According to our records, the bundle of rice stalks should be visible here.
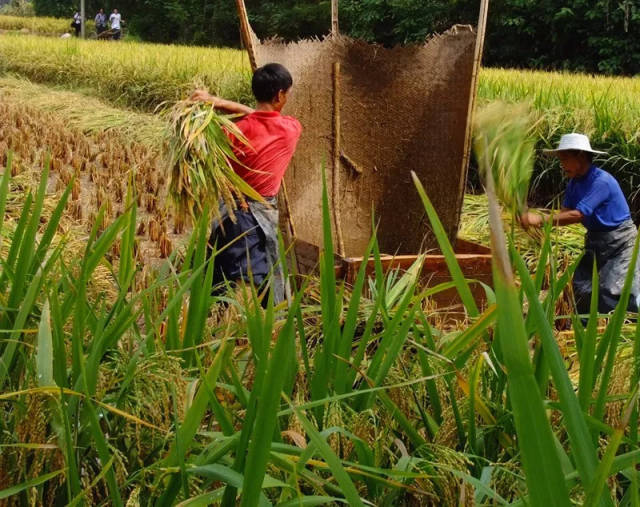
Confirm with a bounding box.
[459,194,584,269]
[158,233,172,258]
[148,217,161,242]
[167,98,263,222]
[473,102,537,216]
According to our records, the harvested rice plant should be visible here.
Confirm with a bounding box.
[1,9,639,507]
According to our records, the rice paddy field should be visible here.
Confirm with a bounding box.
[0,28,638,215]
[0,15,95,35]
[1,28,640,506]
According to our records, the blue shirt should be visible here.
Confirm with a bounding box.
[563,165,630,231]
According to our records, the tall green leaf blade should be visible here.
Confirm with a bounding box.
[36,300,54,387]
[118,179,137,292]
[411,171,479,317]
[286,395,365,507]
[335,234,376,394]
[513,246,604,502]
[485,178,570,505]
[0,468,66,500]
[579,259,600,412]
[310,164,340,420]
[240,289,305,507]
[0,151,13,247]
[30,179,71,276]
[593,229,640,422]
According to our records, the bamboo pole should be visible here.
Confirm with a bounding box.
[280,179,297,239]
[80,0,85,38]
[234,0,299,258]
[454,0,490,234]
[235,0,257,72]
[331,0,339,36]
[332,61,346,256]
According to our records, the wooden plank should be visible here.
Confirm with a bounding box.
[455,237,491,254]
[341,253,492,285]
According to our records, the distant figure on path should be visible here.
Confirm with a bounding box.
[520,133,640,315]
[95,8,107,35]
[72,11,81,37]
[109,9,122,40]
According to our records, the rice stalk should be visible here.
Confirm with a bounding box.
[473,101,537,217]
[167,98,263,222]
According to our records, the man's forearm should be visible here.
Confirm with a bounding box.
[213,98,254,116]
[549,209,584,226]
[191,90,254,115]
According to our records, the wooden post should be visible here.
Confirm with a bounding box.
[235,0,257,72]
[332,62,346,256]
[331,0,339,36]
[80,0,85,38]
[234,0,300,268]
[454,0,489,233]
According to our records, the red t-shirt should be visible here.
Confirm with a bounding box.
[230,111,302,197]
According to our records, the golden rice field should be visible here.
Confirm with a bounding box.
[0,14,94,34]
[0,30,637,213]
[1,29,640,506]
[0,14,68,33]
[0,33,252,110]
[478,68,640,212]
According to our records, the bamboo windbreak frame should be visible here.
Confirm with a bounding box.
[235,0,257,72]
[235,0,300,244]
[332,61,346,255]
[454,0,490,234]
[235,0,488,259]
[331,0,340,36]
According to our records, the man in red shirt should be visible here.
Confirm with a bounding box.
[191,63,302,303]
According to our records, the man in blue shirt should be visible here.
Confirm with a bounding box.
[521,133,639,315]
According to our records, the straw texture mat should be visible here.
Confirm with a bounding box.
[256,27,477,256]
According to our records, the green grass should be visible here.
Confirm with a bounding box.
[1,150,640,504]
[1,32,640,505]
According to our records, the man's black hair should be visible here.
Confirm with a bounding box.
[252,63,293,103]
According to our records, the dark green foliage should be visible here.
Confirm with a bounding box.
[33,0,639,74]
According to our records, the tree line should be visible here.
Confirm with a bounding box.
[33,0,639,75]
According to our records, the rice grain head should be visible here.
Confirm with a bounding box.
[473,102,537,216]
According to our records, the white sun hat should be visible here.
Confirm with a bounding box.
[543,133,606,155]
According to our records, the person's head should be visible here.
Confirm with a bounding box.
[252,63,293,111]
[544,133,603,179]
[113,8,118,13]
[99,8,104,13]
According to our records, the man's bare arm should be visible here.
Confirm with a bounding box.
[520,208,583,228]
[190,90,254,115]
[549,209,584,226]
